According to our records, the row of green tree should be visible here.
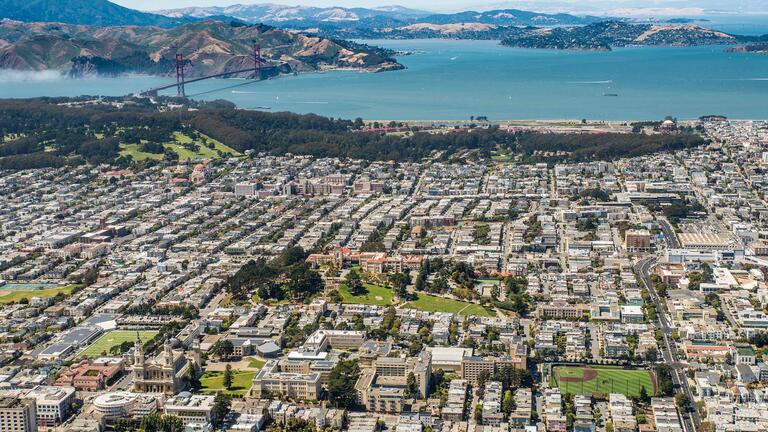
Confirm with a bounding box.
[0,98,709,170]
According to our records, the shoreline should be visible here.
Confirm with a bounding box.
[360,118,764,124]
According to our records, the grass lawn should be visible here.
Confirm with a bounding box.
[247,358,266,369]
[79,330,158,357]
[403,293,494,317]
[551,365,655,398]
[0,284,81,305]
[339,283,393,306]
[200,370,256,396]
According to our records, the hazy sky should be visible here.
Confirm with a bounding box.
[114,0,768,16]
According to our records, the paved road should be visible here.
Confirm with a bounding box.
[634,257,700,432]
[658,218,680,249]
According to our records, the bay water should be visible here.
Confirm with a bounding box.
[0,39,766,120]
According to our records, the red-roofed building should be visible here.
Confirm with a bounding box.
[306,247,422,274]
[54,359,124,391]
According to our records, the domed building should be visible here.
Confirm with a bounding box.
[93,391,139,419]
[130,334,193,395]
[93,391,159,420]
[660,118,678,132]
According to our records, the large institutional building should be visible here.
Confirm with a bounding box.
[251,359,322,400]
[354,351,432,413]
[131,335,193,395]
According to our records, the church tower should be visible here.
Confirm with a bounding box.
[164,339,175,368]
[133,332,145,366]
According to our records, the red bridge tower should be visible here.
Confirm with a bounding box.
[175,53,185,97]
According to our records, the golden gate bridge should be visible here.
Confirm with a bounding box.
[138,41,274,97]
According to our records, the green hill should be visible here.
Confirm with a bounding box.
[1,0,193,27]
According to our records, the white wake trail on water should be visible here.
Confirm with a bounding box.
[567,80,614,84]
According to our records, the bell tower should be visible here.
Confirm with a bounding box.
[164,339,175,368]
[133,332,145,366]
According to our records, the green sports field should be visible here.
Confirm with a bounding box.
[0,283,80,305]
[79,330,158,357]
[550,365,655,398]
[403,293,495,317]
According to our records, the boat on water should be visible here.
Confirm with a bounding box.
[603,93,619,97]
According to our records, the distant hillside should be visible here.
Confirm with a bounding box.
[500,21,741,51]
[0,0,195,27]
[0,20,403,77]
[318,20,748,49]
[325,23,530,41]
[727,42,768,54]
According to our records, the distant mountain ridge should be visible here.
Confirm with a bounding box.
[155,4,604,28]
[418,9,604,26]
[156,3,432,24]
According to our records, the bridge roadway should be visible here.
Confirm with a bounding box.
[138,66,262,96]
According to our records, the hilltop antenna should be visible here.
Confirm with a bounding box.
[175,53,186,97]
